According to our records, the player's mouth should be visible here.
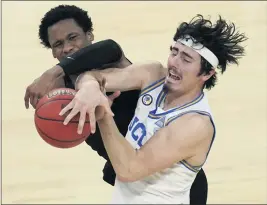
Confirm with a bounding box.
[167,70,181,81]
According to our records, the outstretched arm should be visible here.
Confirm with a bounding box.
[58,39,124,76]
[60,61,165,134]
[24,39,127,109]
[75,61,165,93]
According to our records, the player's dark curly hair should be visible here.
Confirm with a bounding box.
[39,5,93,48]
[174,14,248,90]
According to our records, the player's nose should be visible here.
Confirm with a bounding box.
[63,43,74,55]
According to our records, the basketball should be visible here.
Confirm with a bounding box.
[34,88,91,149]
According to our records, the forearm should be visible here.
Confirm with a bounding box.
[75,68,133,92]
[97,114,137,180]
[75,61,159,92]
[45,65,65,78]
[58,39,123,76]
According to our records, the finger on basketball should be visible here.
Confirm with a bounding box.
[24,89,30,109]
[32,94,40,109]
[77,108,87,135]
[30,94,38,109]
[88,109,96,134]
[59,100,74,116]
[63,108,79,125]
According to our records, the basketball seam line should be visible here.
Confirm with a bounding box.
[36,98,90,123]
[35,122,88,143]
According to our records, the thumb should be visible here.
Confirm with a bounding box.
[108,91,121,101]
[103,99,115,117]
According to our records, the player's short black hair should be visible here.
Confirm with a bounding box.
[173,14,248,90]
[39,5,93,48]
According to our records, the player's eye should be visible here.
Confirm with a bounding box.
[53,42,62,48]
[69,35,77,41]
[183,58,191,63]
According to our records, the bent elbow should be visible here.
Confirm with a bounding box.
[116,156,145,182]
[116,166,143,182]
[117,173,139,183]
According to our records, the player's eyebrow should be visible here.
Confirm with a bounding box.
[67,32,79,37]
[182,51,193,60]
[170,46,194,60]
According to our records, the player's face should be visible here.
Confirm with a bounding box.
[48,18,94,61]
[165,42,207,94]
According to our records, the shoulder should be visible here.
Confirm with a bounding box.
[167,112,214,141]
[131,60,164,70]
[134,61,166,89]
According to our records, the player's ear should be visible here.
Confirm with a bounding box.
[52,49,57,58]
[202,69,215,81]
[86,31,94,42]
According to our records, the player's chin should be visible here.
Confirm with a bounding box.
[164,79,181,92]
[163,83,178,93]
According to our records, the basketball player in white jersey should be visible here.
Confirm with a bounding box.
[60,15,247,203]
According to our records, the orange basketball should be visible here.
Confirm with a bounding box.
[34,88,91,148]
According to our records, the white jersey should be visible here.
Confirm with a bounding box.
[111,77,216,204]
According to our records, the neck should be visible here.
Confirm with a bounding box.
[163,88,203,110]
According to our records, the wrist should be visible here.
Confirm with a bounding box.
[97,116,108,128]
[75,72,106,92]
[47,65,65,78]
[97,111,112,124]
[76,79,101,93]
[75,74,99,90]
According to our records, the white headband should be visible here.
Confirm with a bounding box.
[175,35,219,69]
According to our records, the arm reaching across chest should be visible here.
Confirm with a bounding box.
[60,61,166,134]
[97,112,214,182]
[75,61,166,92]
